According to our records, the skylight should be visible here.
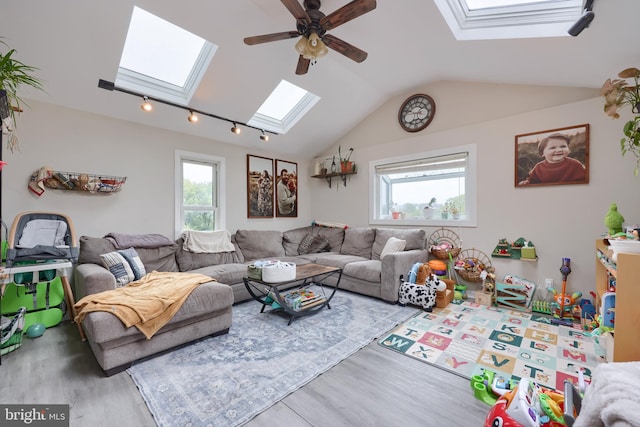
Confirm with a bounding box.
[115,6,216,105]
[247,80,320,134]
[434,0,585,40]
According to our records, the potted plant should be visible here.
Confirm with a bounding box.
[0,38,44,152]
[422,197,437,219]
[601,67,640,175]
[338,146,354,173]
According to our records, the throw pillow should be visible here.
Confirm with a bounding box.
[100,251,135,287]
[307,235,330,253]
[380,236,406,259]
[298,233,315,255]
[118,247,147,280]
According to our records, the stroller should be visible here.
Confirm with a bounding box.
[0,306,26,356]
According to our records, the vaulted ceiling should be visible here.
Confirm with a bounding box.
[2,0,637,158]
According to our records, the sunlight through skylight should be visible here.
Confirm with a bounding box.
[115,6,216,105]
[120,7,206,87]
[248,80,320,134]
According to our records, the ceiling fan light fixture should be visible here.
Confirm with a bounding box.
[140,96,152,112]
[295,32,328,61]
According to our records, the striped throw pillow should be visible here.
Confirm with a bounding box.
[100,251,135,287]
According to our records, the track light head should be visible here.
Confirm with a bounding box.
[231,123,241,134]
[188,110,199,123]
[259,130,269,142]
[568,10,595,36]
[140,96,152,112]
[568,0,595,37]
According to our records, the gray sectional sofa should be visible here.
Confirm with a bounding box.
[73,225,428,375]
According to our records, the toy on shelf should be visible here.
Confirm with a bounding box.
[548,258,582,323]
[491,237,537,260]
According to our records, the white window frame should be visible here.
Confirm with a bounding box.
[433,0,584,40]
[174,150,226,239]
[369,144,477,227]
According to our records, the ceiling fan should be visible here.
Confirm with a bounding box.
[244,0,377,75]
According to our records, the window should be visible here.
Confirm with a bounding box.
[116,6,217,105]
[434,0,584,40]
[370,145,477,227]
[175,150,225,238]
[247,80,320,134]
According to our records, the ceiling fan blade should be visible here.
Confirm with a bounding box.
[244,31,300,45]
[281,0,311,25]
[320,0,376,31]
[322,34,368,63]
[295,55,310,75]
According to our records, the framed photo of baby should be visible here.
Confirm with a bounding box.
[275,159,298,218]
[247,154,274,218]
[515,124,589,188]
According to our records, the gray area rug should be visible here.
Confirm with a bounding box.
[128,288,419,427]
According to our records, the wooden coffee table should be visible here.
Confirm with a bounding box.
[243,263,342,325]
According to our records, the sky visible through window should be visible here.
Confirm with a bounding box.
[120,7,206,87]
[257,80,308,121]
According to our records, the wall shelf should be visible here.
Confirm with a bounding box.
[311,171,357,188]
[43,171,126,194]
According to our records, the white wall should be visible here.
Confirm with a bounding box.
[311,84,640,301]
[0,100,312,238]
[3,82,638,304]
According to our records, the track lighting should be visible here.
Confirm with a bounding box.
[568,0,595,37]
[98,79,277,140]
[140,96,152,112]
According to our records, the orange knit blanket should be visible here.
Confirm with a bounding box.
[74,271,213,339]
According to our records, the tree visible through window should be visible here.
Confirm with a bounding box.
[175,151,224,236]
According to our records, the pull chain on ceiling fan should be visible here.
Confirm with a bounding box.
[244,0,377,75]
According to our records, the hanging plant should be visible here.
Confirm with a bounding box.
[0,38,45,152]
[601,67,640,175]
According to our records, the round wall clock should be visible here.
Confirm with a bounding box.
[398,94,436,132]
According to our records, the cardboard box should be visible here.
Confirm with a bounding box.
[521,247,536,259]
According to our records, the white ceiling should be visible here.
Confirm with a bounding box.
[2,0,637,159]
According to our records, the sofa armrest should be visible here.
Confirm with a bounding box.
[73,263,117,299]
[380,249,429,302]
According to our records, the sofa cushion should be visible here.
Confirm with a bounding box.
[340,227,375,259]
[235,230,285,261]
[311,253,369,269]
[343,260,382,283]
[371,228,426,260]
[175,237,243,271]
[189,263,248,285]
[79,236,179,272]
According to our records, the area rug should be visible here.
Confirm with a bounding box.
[128,288,419,427]
[378,301,602,392]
